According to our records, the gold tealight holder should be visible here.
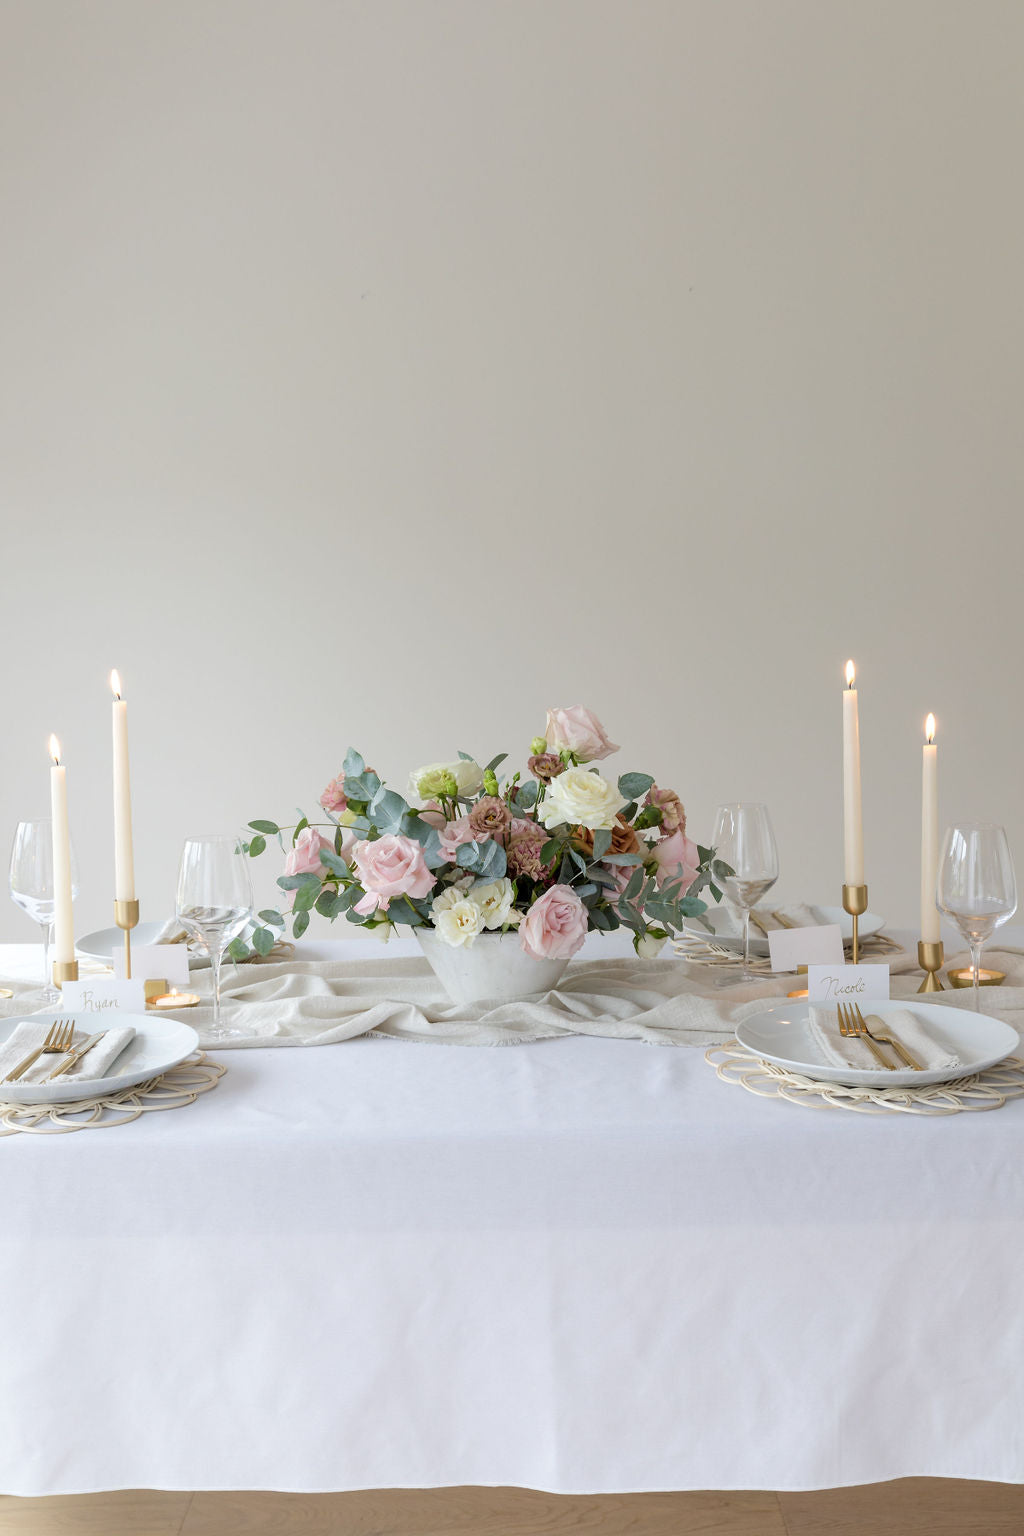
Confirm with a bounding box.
[948,966,1006,989]
[917,940,945,992]
[842,883,868,963]
[52,959,79,988]
[114,898,140,979]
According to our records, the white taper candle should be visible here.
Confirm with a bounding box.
[921,715,939,942]
[842,660,864,886]
[48,736,75,965]
[110,670,136,902]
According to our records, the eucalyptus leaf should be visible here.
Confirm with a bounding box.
[293,881,322,913]
[251,926,275,956]
[342,748,365,779]
[624,866,645,901]
[319,848,349,877]
[248,834,266,857]
[601,853,642,866]
[248,820,279,835]
[617,772,654,799]
[292,909,310,939]
[591,828,612,859]
[484,752,508,773]
[258,909,286,928]
[227,936,251,962]
[292,816,309,845]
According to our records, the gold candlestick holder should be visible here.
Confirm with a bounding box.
[917,939,945,992]
[842,883,868,963]
[114,898,141,978]
[53,959,79,988]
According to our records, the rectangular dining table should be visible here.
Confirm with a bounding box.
[1,929,1022,1498]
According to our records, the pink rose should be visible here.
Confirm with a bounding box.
[437,816,479,863]
[543,706,619,763]
[284,827,331,876]
[653,831,700,896]
[319,776,347,814]
[600,861,632,902]
[520,883,589,960]
[352,833,436,915]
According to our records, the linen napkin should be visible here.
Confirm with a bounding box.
[808,1007,961,1072]
[720,901,822,937]
[0,1021,137,1087]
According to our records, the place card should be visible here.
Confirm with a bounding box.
[113,943,190,984]
[61,978,147,1015]
[767,923,845,973]
[806,964,890,1004]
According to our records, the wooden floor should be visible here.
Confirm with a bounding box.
[1,1481,1022,1535]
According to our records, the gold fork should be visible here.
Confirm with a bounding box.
[854,1004,922,1070]
[837,1002,894,1070]
[4,1018,76,1083]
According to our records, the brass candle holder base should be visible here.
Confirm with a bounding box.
[917,939,945,992]
[842,883,868,963]
[114,898,140,979]
[52,959,79,988]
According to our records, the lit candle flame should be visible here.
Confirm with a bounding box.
[110,669,122,700]
[845,659,856,688]
[925,712,936,744]
[48,734,61,766]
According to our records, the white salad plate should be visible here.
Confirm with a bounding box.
[0,1012,199,1105]
[77,921,198,966]
[736,998,1019,1089]
[682,904,885,957]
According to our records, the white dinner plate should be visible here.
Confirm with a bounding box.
[682,904,885,956]
[736,998,1019,1088]
[77,921,199,966]
[0,1012,198,1105]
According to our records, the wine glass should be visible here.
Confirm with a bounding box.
[9,818,80,1002]
[937,822,1017,1012]
[176,836,253,1038]
[711,804,779,979]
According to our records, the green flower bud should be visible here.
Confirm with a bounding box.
[483,769,500,797]
[530,737,547,755]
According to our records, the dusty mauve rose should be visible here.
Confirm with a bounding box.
[520,884,589,960]
[573,815,640,858]
[527,753,565,782]
[653,830,700,896]
[646,786,686,837]
[468,796,511,838]
[319,776,347,814]
[544,706,619,763]
[437,816,478,862]
[284,827,331,876]
[352,834,436,915]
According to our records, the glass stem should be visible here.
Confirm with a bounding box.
[969,939,984,1013]
[743,909,751,977]
[209,944,223,1029]
[40,921,52,991]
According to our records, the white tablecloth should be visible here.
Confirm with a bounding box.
[2,932,1024,1496]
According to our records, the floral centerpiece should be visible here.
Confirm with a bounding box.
[241,706,725,1002]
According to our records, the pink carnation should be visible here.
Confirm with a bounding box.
[506,817,549,881]
[653,831,700,896]
[520,884,589,960]
[352,834,436,915]
[319,776,347,814]
[284,827,331,877]
[646,785,686,836]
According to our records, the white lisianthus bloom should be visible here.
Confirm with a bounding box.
[431,885,467,918]
[409,759,484,801]
[471,877,518,930]
[434,897,486,948]
[635,931,667,959]
[538,766,627,831]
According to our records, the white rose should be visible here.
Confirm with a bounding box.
[370,920,395,944]
[409,758,484,800]
[434,897,486,948]
[635,931,667,959]
[471,877,518,930]
[538,766,627,831]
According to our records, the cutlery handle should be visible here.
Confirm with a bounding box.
[47,1035,105,1081]
[861,1032,895,1071]
[4,1046,45,1083]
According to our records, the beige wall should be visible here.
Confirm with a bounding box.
[2,0,1022,942]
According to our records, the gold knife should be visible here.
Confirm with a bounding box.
[46,1031,108,1081]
